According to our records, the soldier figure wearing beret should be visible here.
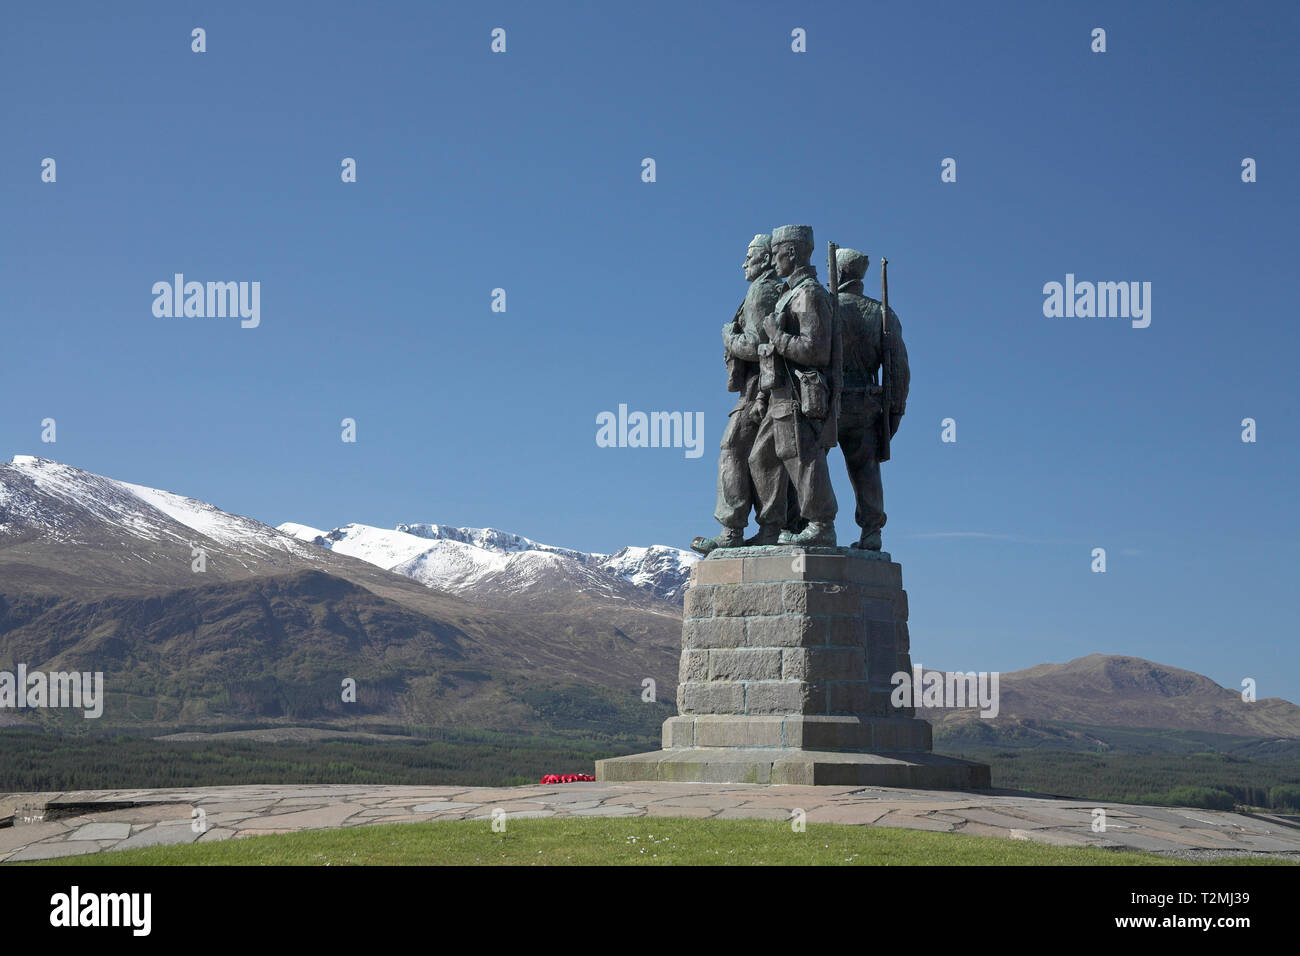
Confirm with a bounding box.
[747,224,840,547]
[834,247,910,550]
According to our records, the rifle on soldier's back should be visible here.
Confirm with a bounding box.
[878,257,893,462]
[826,241,841,442]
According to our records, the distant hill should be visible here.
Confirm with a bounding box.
[920,655,1300,742]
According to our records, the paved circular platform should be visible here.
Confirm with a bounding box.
[3,782,1298,862]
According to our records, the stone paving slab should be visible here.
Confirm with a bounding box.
[112,825,201,851]
[68,822,132,841]
[1010,828,1112,849]
[8,841,106,862]
[0,821,67,856]
[0,782,1297,862]
[806,805,892,825]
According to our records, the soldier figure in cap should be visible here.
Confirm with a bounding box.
[692,234,788,555]
[834,247,910,550]
[749,224,839,547]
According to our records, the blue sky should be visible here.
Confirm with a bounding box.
[3,2,1298,701]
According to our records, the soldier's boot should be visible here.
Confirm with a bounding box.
[852,529,883,551]
[777,522,837,548]
[743,523,781,546]
[690,527,744,556]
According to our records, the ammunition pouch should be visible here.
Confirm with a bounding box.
[795,369,829,420]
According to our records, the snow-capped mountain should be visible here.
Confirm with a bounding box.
[0,456,286,549]
[398,524,596,565]
[597,546,697,603]
[0,455,683,733]
[0,454,693,606]
[278,521,696,604]
[0,455,330,588]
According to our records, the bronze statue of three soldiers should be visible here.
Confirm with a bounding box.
[692,225,910,555]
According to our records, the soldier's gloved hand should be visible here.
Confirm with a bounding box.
[889,411,903,439]
[762,313,779,343]
[748,400,767,425]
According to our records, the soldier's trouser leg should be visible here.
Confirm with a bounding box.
[783,478,805,533]
[747,413,790,527]
[840,418,885,534]
[713,412,759,528]
[784,436,837,524]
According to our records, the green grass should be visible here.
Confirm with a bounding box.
[19,817,1285,866]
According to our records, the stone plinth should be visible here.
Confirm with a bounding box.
[596,547,991,789]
